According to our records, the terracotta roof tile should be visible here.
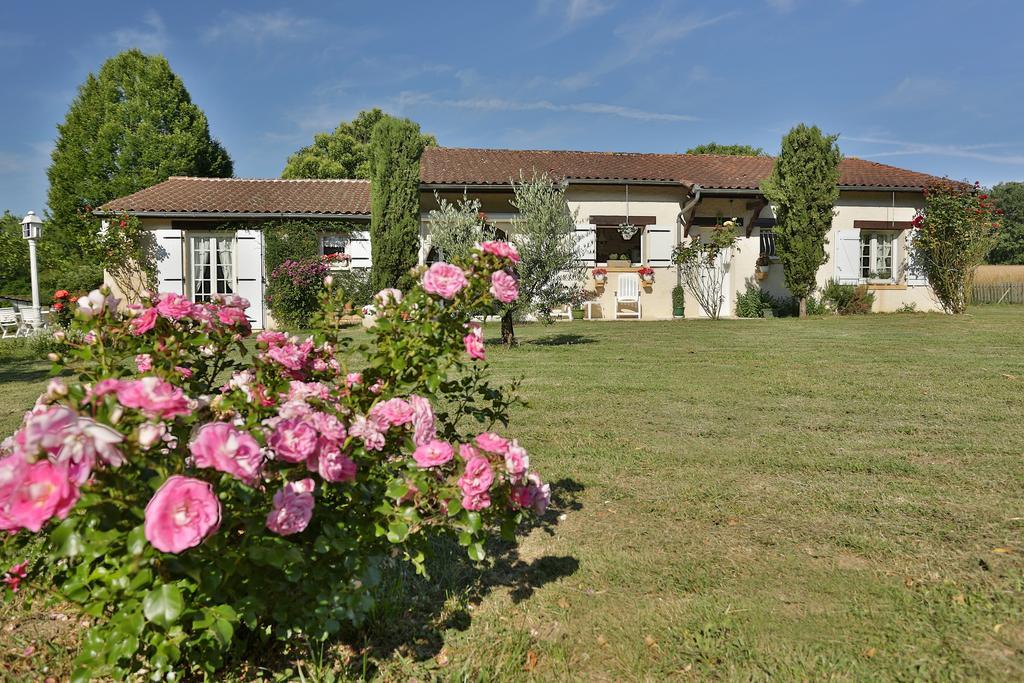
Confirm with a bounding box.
[419,147,950,191]
[99,176,371,216]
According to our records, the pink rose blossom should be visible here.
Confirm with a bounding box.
[268,418,318,463]
[370,398,415,427]
[6,461,78,532]
[311,412,346,444]
[422,262,468,300]
[458,455,494,496]
[144,475,220,553]
[504,441,529,478]
[175,366,193,378]
[116,378,192,419]
[345,372,363,387]
[475,432,510,455]
[137,422,166,450]
[413,439,454,468]
[135,354,153,372]
[375,288,403,305]
[216,306,250,328]
[459,443,479,461]
[463,323,486,360]
[489,270,519,303]
[409,395,436,446]
[461,490,491,511]
[266,478,315,536]
[349,414,386,451]
[318,450,357,483]
[90,378,123,399]
[528,473,551,515]
[257,330,289,348]
[190,422,264,485]
[2,560,28,593]
[130,307,158,335]
[156,293,195,320]
[480,241,521,263]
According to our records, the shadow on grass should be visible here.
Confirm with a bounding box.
[341,476,585,674]
[0,358,54,385]
[528,334,597,347]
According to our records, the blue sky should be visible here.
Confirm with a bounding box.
[1,0,1022,216]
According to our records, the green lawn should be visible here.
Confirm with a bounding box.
[2,308,1023,680]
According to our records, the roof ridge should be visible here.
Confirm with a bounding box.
[166,176,370,184]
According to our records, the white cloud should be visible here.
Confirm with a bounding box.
[203,10,315,44]
[397,92,697,122]
[112,11,168,53]
[845,135,1024,165]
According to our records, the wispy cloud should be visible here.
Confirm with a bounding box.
[879,77,954,107]
[112,10,168,53]
[203,10,315,44]
[560,8,736,89]
[766,0,797,12]
[845,135,1024,165]
[537,0,613,27]
[397,92,697,122]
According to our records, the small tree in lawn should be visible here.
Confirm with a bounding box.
[672,221,739,319]
[427,192,493,262]
[369,116,428,291]
[760,124,842,318]
[910,181,1001,313]
[501,176,586,345]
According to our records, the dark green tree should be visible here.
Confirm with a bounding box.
[987,182,1024,264]
[760,124,842,317]
[0,211,30,295]
[368,116,428,290]
[47,49,232,263]
[282,108,436,180]
[686,142,767,156]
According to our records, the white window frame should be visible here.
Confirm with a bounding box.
[859,231,895,283]
[187,232,237,302]
[320,234,352,271]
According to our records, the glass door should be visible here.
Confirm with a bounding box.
[189,234,236,302]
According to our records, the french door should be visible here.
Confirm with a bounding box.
[189,234,236,302]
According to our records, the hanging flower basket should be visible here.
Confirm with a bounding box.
[637,266,655,284]
[592,267,608,284]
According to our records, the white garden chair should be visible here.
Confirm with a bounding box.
[16,309,46,336]
[551,305,574,321]
[614,273,642,319]
[0,308,18,338]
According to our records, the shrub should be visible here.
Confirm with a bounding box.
[672,284,685,315]
[265,257,331,328]
[330,267,375,308]
[820,281,875,315]
[735,283,776,318]
[0,243,547,680]
[672,222,739,319]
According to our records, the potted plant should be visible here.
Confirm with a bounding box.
[867,269,892,284]
[592,267,608,284]
[637,266,655,284]
[325,252,352,270]
[755,255,771,282]
[607,253,632,269]
[672,284,685,317]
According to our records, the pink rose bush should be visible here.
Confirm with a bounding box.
[0,244,551,679]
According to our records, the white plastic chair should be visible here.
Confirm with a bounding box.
[0,308,18,338]
[551,305,574,321]
[16,309,46,336]
[614,274,642,319]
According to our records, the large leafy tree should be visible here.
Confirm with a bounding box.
[500,176,586,345]
[0,211,30,295]
[686,142,767,156]
[47,49,232,263]
[427,192,492,263]
[368,116,428,291]
[760,124,842,317]
[987,182,1024,264]
[282,108,436,180]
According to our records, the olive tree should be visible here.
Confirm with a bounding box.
[427,192,493,262]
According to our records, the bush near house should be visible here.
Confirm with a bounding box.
[265,257,332,328]
[820,280,875,315]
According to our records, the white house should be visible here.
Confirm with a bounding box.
[99,146,947,327]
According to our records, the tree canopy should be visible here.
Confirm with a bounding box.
[47,49,232,263]
[282,108,436,180]
[686,142,767,156]
[368,116,429,291]
[0,211,30,295]
[987,181,1024,264]
[760,124,842,317]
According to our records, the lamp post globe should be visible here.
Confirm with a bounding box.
[21,211,43,315]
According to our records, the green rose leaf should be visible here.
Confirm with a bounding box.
[143,584,184,627]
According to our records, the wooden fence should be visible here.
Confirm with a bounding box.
[970,283,1024,304]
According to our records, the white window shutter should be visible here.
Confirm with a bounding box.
[348,229,372,268]
[905,230,928,285]
[645,225,675,266]
[834,228,861,284]
[574,223,596,265]
[235,229,265,329]
[152,227,184,295]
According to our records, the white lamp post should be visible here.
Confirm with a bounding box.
[21,211,43,315]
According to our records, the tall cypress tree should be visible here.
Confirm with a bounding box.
[47,49,232,263]
[760,124,842,317]
[368,116,427,291]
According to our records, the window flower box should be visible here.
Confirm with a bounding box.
[637,266,655,284]
[592,267,608,285]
